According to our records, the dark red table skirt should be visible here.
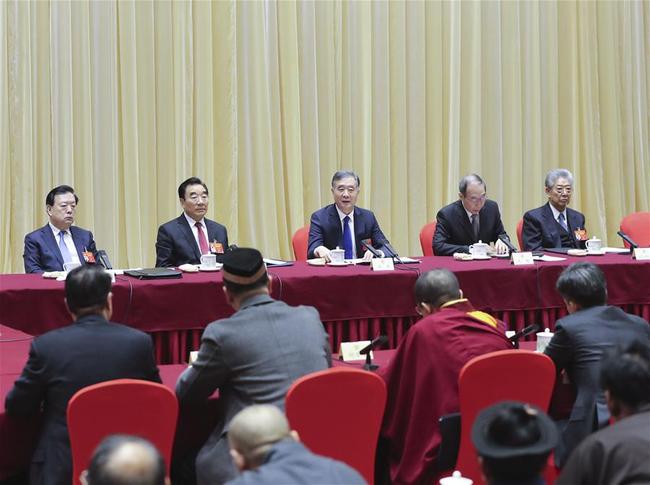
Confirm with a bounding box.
[1,255,649,363]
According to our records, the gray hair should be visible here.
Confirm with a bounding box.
[459,174,486,195]
[331,170,360,188]
[545,169,574,189]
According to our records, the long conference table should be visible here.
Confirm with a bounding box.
[1,254,649,364]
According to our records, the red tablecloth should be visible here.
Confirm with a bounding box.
[1,255,649,364]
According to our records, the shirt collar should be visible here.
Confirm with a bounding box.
[548,203,565,221]
[184,212,205,228]
[49,222,70,236]
[440,298,469,309]
[336,206,354,223]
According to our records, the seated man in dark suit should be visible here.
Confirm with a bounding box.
[155,177,229,267]
[433,174,510,256]
[307,170,389,261]
[544,263,650,466]
[227,405,365,485]
[23,185,98,273]
[5,265,161,485]
[522,168,587,250]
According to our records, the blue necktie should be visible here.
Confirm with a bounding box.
[558,213,568,232]
[342,216,353,259]
[58,231,73,264]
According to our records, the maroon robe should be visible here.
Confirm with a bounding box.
[378,300,512,485]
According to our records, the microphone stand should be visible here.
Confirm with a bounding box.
[364,352,378,371]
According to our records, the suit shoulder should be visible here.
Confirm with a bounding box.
[311,204,335,218]
[24,225,47,241]
[205,218,227,231]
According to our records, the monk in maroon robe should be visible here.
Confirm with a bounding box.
[378,269,512,485]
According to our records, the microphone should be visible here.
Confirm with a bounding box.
[379,239,404,264]
[360,239,383,258]
[617,231,638,249]
[227,244,239,251]
[508,323,541,348]
[359,335,389,355]
[498,233,518,254]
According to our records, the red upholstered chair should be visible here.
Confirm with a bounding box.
[285,367,387,484]
[67,379,178,484]
[420,221,437,256]
[620,211,650,247]
[291,226,309,261]
[516,218,524,251]
[455,350,556,485]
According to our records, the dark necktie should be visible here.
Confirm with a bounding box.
[471,214,480,241]
[58,231,73,264]
[558,213,568,232]
[343,216,353,259]
[195,222,210,255]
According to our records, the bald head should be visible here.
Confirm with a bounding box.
[84,435,166,485]
[414,269,461,308]
[228,405,293,469]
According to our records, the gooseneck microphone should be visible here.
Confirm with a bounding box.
[616,231,638,250]
[360,239,383,258]
[380,239,404,264]
[498,233,518,254]
[508,323,541,348]
[360,335,388,371]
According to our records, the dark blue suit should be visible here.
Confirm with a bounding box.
[307,204,389,259]
[155,214,228,267]
[433,200,508,256]
[522,203,586,251]
[23,225,97,274]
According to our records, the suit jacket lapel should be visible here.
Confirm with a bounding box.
[69,227,87,262]
[329,205,343,246]
[178,215,201,261]
[455,201,475,241]
[43,225,65,267]
[353,207,365,245]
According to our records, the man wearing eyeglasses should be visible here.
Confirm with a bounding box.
[433,174,511,256]
[522,168,586,251]
[155,177,229,267]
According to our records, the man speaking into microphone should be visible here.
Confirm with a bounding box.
[307,170,390,261]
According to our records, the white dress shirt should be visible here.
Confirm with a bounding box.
[335,207,357,259]
[49,223,81,265]
[184,213,209,253]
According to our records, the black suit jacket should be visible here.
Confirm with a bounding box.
[23,225,97,274]
[155,214,228,267]
[522,203,586,251]
[307,204,389,259]
[4,315,161,485]
[544,306,650,466]
[433,200,507,256]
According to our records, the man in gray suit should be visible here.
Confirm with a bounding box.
[175,248,331,485]
[544,262,650,466]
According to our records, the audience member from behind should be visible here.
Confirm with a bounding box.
[543,262,650,465]
[226,405,365,485]
[23,185,98,273]
[378,269,512,485]
[472,401,558,485]
[4,265,161,485]
[558,341,650,485]
[175,248,331,485]
[82,435,169,485]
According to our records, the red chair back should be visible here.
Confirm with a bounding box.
[455,350,555,484]
[285,367,386,483]
[516,219,524,251]
[620,212,650,247]
[292,226,310,261]
[67,379,178,484]
[420,221,437,256]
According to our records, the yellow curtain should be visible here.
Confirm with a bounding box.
[2,0,649,272]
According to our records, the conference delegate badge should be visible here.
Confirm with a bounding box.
[82,250,96,264]
[211,241,224,254]
[633,247,650,260]
[511,251,534,266]
[574,228,588,241]
[371,257,395,271]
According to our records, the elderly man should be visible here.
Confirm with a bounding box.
[226,405,365,485]
[557,341,650,485]
[23,185,98,273]
[175,248,331,484]
[5,266,161,485]
[307,170,389,261]
[522,168,587,251]
[544,263,650,466]
[433,174,510,256]
[82,435,169,485]
[155,177,229,267]
[379,269,512,485]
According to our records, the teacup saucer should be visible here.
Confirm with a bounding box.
[199,265,222,272]
[327,261,349,267]
[470,255,491,260]
[586,249,606,256]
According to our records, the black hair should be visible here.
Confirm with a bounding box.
[178,177,209,199]
[46,185,78,206]
[414,269,461,308]
[65,265,111,315]
[556,262,607,308]
[601,340,650,410]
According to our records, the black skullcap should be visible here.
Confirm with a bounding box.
[222,248,266,285]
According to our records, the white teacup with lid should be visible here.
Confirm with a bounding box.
[330,247,346,264]
[439,471,473,485]
[585,237,602,253]
[536,328,554,353]
[469,241,489,257]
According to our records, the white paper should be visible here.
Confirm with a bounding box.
[533,255,566,262]
[603,247,631,253]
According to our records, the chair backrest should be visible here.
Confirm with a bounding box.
[420,221,437,256]
[285,367,387,484]
[516,219,524,251]
[620,212,650,248]
[455,350,555,484]
[67,379,178,485]
[292,226,310,261]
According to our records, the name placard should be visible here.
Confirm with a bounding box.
[371,257,395,271]
[511,252,535,266]
[339,341,372,361]
[633,247,650,261]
